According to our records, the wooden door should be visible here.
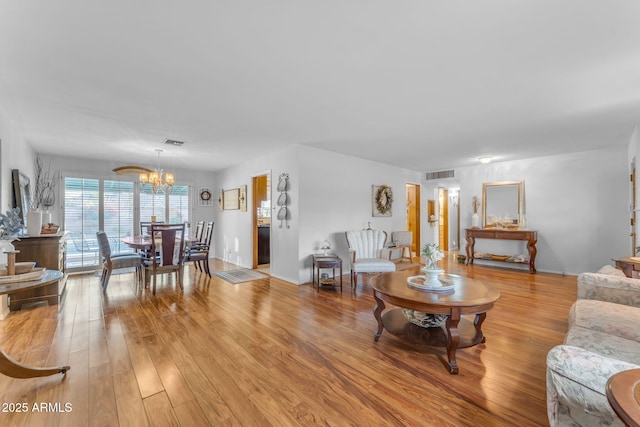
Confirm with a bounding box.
[406,184,420,253]
[438,188,449,251]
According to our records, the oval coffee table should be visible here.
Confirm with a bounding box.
[371,268,500,374]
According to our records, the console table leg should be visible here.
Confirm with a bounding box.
[465,236,475,265]
[0,349,70,379]
[528,238,538,273]
[445,310,461,374]
[373,293,386,342]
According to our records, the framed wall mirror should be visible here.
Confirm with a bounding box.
[12,169,32,224]
[482,180,524,228]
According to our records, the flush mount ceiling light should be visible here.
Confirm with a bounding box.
[164,139,185,146]
[478,156,493,164]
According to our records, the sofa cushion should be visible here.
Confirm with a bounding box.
[597,264,626,277]
[565,326,640,365]
[569,299,640,343]
[577,272,640,307]
[353,258,396,273]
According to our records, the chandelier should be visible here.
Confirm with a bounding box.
[139,149,174,194]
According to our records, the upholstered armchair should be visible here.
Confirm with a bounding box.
[546,265,640,426]
[345,229,396,287]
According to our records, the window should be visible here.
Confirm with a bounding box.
[64,176,191,271]
[64,177,101,269]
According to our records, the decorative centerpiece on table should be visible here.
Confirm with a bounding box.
[404,242,449,327]
[421,243,445,284]
[471,196,480,228]
[0,208,24,267]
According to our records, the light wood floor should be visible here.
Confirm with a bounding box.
[0,255,576,426]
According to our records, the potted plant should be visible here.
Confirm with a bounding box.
[0,208,24,266]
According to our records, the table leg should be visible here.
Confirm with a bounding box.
[527,236,537,273]
[445,310,461,374]
[475,312,487,343]
[465,236,475,265]
[0,349,69,379]
[373,293,386,342]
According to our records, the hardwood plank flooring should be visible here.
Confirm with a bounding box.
[0,255,577,426]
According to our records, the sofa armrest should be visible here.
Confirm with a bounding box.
[578,272,640,307]
[546,345,639,426]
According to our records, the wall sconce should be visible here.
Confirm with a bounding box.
[428,215,438,227]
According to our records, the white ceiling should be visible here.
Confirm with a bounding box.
[1,1,640,173]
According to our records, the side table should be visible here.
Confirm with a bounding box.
[606,368,640,427]
[312,254,343,292]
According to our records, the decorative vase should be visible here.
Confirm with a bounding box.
[27,210,42,236]
[42,211,52,225]
[0,240,15,268]
[421,267,445,287]
[471,213,480,228]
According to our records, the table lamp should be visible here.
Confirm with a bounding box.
[321,239,331,255]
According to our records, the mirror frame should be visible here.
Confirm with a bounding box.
[482,180,525,229]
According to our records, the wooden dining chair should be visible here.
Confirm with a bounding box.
[144,223,186,295]
[96,231,143,292]
[184,221,214,277]
[140,221,164,236]
[193,220,204,242]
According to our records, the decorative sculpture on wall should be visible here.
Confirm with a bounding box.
[277,173,289,228]
[372,185,393,217]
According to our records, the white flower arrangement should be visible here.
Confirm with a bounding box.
[0,208,24,240]
[421,243,444,269]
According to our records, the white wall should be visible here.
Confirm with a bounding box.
[297,146,423,284]
[456,147,629,274]
[213,145,300,284]
[0,106,37,319]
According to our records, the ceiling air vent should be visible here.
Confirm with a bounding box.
[164,139,185,146]
[425,170,455,180]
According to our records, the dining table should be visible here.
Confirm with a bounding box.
[120,235,200,287]
[120,235,199,251]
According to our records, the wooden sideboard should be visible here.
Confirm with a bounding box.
[10,233,67,311]
[465,228,538,273]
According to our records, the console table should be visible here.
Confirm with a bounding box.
[465,228,538,273]
[12,233,67,310]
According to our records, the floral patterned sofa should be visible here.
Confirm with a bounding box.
[546,265,640,426]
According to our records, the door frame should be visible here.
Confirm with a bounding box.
[405,183,420,253]
[251,171,271,269]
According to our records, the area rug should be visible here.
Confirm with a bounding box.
[215,269,269,284]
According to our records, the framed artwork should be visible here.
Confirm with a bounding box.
[198,187,213,206]
[372,185,393,217]
[218,189,224,211]
[223,188,240,210]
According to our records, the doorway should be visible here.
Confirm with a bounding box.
[252,174,271,270]
[438,188,449,251]
[405,184,420,254]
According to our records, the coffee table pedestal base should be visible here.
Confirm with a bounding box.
[375,308,486,374]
